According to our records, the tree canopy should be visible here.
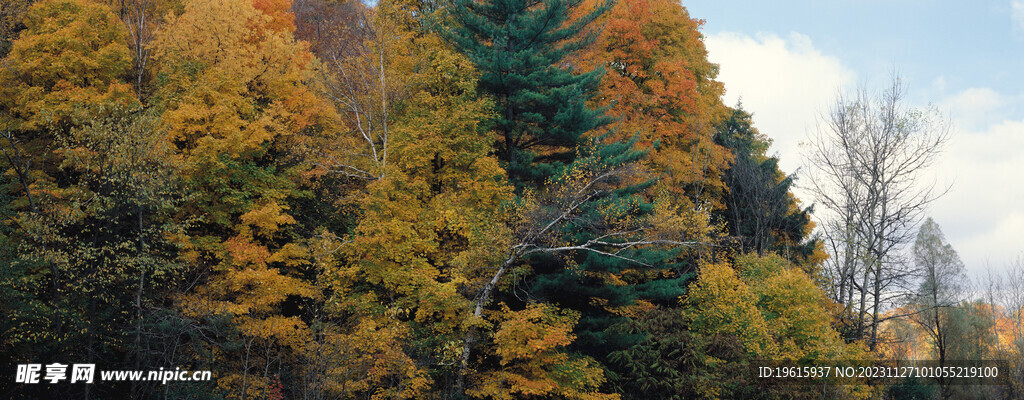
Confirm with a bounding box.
[1,0,978,399]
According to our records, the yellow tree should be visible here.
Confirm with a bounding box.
[468,303,618,400]
[734,254,861,361]
[684,260,776,357]
[683,253,870,399]
[151,0,330,397]
[0,0,136,133]
[297,0,513,397]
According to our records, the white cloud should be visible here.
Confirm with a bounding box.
[938,87,1006,130]
[703,31,855,175]
[929,94,1024,277]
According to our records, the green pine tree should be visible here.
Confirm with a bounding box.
[444,0,615,187]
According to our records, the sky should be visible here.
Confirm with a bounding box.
[682,0,1024,279]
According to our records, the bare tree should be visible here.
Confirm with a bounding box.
[295,0,405,181]
[117,0,158,97]
[806,75,952,349]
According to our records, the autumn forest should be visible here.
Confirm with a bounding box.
[0,0,1020,399]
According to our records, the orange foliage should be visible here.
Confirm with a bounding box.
[578,0,731,205]
[252,0,297,33]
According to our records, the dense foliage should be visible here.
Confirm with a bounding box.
[3,0,1004,399]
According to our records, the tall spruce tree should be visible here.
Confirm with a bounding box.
[445,0,614,187]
